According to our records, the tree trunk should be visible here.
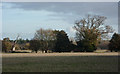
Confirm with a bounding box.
[45,50,47,53]
[111,50,112,52]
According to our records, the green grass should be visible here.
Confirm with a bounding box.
[2,54,118,72]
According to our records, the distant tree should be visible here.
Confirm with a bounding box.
[15,38,30,50]
[25,43,30,50]
[29,39,40,53]
[2,38,12,52]
[74,15,114,52]
[9,40,14,42]
[98,40,109,49]
[17,38,27,44]
[26,39,30,43]
[34,28,56,53]
[54,30,71,52]
[108,33,120,52]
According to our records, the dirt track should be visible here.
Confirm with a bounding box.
[2,52,119,57]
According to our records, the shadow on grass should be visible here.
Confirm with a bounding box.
[11,51,31,53]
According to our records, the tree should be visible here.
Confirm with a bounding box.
[29,39,40,53]
[69,37,77,51]
[74,15,114,52]
[69,40,77,52]
[34,28,56,53]
[108,33,120,52]
[26,39,30,43]
[25,43,30,50]
[17,38,25,44]
[54,30,71,52]
[2,38,12,52]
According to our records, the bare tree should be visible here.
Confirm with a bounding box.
[73,15,114,51]
[34,28,56,53]
[74,15,114,43]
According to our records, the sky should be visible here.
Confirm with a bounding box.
[1,2,119,40]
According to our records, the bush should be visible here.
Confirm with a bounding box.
[85,44,97,52]
[76,40,97,52]
[2,38,12,52]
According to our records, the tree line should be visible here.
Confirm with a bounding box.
[2,15,120,53]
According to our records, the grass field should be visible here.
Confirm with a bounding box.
[2,52,119,72]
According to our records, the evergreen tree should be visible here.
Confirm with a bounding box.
[108,33,120,52]
[54,30,71,52]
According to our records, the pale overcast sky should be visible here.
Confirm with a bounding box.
[2,2,118,40]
